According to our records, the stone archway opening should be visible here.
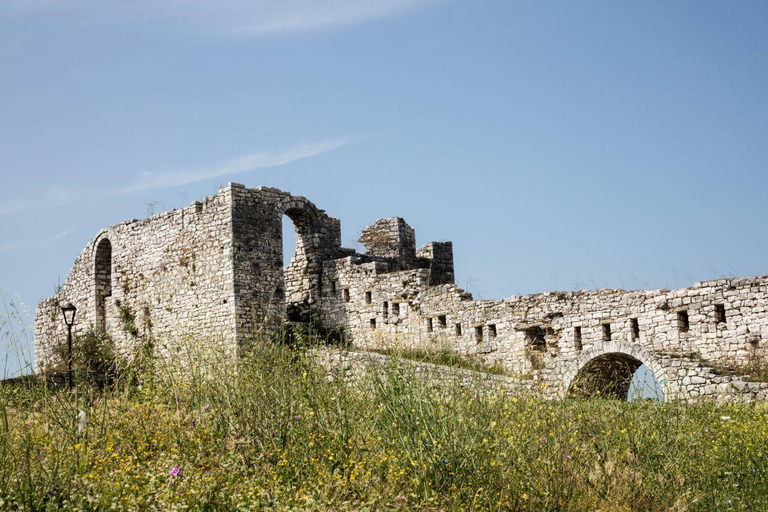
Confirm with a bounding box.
[568,352,664,401]
[281,208,316,323]
[94,238,112,332]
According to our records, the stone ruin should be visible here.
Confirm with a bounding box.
[35,184,768,401]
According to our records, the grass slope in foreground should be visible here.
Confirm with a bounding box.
[2,337,768,510]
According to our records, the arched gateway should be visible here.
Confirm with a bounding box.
[560,342,676,400]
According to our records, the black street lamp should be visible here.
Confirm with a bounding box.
[61,302,77,390]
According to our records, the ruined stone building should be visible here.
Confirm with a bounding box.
[35,184,768,401]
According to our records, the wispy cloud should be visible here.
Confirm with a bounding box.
[122,138,351,193]
[0,227,73,255]
[32,227,73,248]
[0,187,79,215]
[1,0,444,37]
[0,242,21,255]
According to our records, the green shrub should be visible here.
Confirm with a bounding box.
[49,328,120,388]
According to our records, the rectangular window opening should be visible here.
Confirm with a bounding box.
[365,291,372,304]
[383,301,388,319]
[343,288,350,302]
[331,280,337,296]
[488,324,497,338]
[630,318,640,341]
[438,315,447,328]
[455,323,463,336]
[678,310,689,333]
[475,326,483,343]
[602,323,611,341]
[392,302,400,316]
[370,318,376,330]
[427,318,433,333]
[715,304,726,324]
[574,326,582,352]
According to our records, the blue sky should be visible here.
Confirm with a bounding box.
[1,0,767,374]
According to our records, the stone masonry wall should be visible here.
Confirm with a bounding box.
[35,187,238,369]
[35,184,768,402]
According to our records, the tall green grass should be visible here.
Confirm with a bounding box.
[2,334,768,510]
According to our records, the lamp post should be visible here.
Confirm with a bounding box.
[61,302,77,391]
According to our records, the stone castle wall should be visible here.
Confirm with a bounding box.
[35,184,768,401]
[35,187,237,369]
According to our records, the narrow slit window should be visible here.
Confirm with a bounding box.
[427,318,433,333]
[383,302,389,319]
[475,326,483,343]
[438,315,447,328]
[370,318,376,329]
[488,324,497,338]
[331,280,337,296]
[715,304,726,324]
[365,291,372,304]
[392,303,400,316]
[455,323,462,336]
[602,323,611,341]
[343,288,350,302]
[631,318,640,341]
[678,310,689,333]
[574,326,582,352]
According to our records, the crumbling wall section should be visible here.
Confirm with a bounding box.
[320,252,768,400]
[229,185,342,338]
[35,187,237,369]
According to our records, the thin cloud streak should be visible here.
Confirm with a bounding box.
[0,227,73,255]
[122,138,351,193]
[1,0,444,37]
[33,227,73,248]
[0,187,79,215]
[0,243,20,255]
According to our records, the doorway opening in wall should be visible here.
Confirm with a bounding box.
[94,238,112,332]
[568,353,664,401]
[282,210,314,324]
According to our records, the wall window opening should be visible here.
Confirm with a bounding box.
[715,304,726,324]
[602,323,612,341]
[678,310,689,333]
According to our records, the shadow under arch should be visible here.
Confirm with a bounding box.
[561,342,673,401]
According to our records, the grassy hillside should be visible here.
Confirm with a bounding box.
[2,335,768,511]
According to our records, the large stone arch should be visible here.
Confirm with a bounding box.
[275,196,322,322]
[559,341,676,400]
